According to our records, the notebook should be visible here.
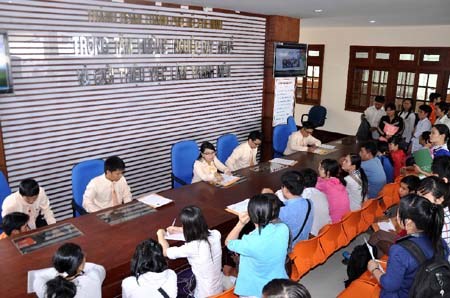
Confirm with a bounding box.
[225,198,250,216]
[413,148,433,173]
[217,174,240,187]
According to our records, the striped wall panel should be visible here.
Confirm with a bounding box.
[0,0,265,220]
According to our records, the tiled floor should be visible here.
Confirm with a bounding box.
[300,233,370,298]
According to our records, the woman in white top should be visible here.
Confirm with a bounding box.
[398,98,416,144]
[436,101,450,129]
[192,141,231,183]
[32,243,105,298]
[157,206,223,298]
[122,239,177,298]
[341,153,369,211]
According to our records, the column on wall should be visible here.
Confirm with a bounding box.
[262,16,300,160]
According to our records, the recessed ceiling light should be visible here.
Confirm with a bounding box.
[369,20,376,23]
[314,9,323,13]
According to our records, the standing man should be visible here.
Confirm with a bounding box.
[364,95,386,140]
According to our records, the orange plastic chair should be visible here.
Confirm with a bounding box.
[337,279,381,298]
[361,198,380,228]
[209,287,238,298]
[379,182,400,210]
[341,210,362,245]
[289,236,325,281]
[318,222,346,259]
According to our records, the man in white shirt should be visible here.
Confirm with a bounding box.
[364,95,386,139]
[284,121,321,155]
[83,156,132,213]
[226,131,262,171]
[2,178,56,230]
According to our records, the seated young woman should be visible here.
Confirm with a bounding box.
[225,193,289,297]
[192,141,231,183]
[122,239,177,298]
[340,153,369,211]
[367,194,449,298]
[32,243,105,298]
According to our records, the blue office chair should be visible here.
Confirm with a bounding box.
[0,171,11,233]
[287,116,297,133]
[72,159,105,217]
[171,140,199,188]
[273,124,291,158]
[216,134,239,164]
[301,106,327,128]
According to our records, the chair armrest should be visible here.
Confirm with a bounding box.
[171,173,188,186]
[72,199,87,216]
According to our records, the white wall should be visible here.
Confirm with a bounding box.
[296,25,450,135]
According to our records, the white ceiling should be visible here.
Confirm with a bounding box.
[159,0,450,27]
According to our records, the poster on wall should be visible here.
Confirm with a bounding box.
[273,77,296,126]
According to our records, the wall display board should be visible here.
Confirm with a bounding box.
[273,77,295,126]
[0,0,266,219]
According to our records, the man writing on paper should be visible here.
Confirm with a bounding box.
[83,156,132,213]
[226,131,262,171]
[284,121,321,155]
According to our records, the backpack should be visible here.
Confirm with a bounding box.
[399,239,450,298]
[344,244,377,288]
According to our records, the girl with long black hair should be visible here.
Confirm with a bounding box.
[367,194,449,297]
[32,243,105,298]
[341,153,369,211]
[157,205,222,297]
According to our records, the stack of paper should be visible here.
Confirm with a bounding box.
[138,194,173,208]
[269,158,297,166]
[217,174,240,187]
[225,198,250,216]
[319,144,336,150]
[378,220,396,232]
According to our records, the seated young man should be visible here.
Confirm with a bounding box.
[284,121,321,155]
[359,141,387,198]
[0,212,30,239]
[262,171,313,247]
[82,156,132,213]
[225,131,262,171]
[1,179,56,230]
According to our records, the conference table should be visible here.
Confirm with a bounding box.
[0,137,359,298]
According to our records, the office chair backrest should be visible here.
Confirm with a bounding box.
[302,106,327,127]
[216,134,239,164]
[72,159,105,217]
[287,116,297,133]
[273,124,291,158]
[171,140,199,188]
[0,171,11,230]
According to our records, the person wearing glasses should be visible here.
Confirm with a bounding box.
[226,131,263,171]
[284,121,321,155]
[192,141,231,183]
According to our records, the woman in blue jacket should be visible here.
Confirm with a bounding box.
[367,194,449,298]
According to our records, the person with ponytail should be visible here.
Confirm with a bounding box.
[32,243,105,298]
[157,205,222,298]
[340,153,369,211]
[430,124,450,157]
[316,159,350,222]
[398,98,416,144]
[122,239,177,298]
[226,193,289,297]
[367,194,449,298]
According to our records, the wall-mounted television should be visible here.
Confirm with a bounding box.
[273,42,307,77]
[0,33,13,94]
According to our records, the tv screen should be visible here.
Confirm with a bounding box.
[273,42,307,77]
[0,33,13,94]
